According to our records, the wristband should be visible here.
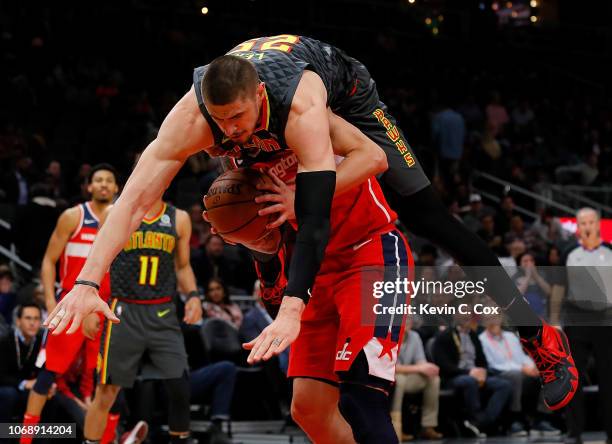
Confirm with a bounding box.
[74,280,100,291]
[187,291,201,300]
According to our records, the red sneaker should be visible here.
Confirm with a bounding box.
[254,244,287,318]
[521,322,578,410]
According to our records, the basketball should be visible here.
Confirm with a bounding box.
[203,168,275,244]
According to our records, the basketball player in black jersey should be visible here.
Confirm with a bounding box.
[82,199,203,444]
[48,35,576,443]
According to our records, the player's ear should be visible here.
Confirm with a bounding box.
[256,82,265,99]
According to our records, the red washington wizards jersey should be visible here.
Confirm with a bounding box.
[58,202,111,301]
[248,151,397,267]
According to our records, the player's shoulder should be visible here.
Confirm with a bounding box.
[291,71,327,113]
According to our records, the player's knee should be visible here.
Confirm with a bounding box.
[95,384,121,410]
[33,369,56,395]
[338,383,398,444]
[290,389,331,427]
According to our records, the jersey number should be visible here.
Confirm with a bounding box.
[229,34,300,54]
[138,255,159,286]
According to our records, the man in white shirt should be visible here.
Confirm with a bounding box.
[480,314,560,437]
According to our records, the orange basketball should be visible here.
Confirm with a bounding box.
[203,168,275,244]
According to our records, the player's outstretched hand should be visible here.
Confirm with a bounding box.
[255,170,295,229]
[243,304,301,364]
[45,285,119,335]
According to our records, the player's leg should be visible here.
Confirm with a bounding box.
[83,383,121,443]
[332,230,413,444]
[20,329,86,444]
[291,377,355,444]
[338,61,577,409]
[145,302,192,442]
[86,299,146,443]
[286,273,356,443]
[161,373,191,443]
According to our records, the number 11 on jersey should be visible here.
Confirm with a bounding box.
[138,255,159,286]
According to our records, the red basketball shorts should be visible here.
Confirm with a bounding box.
[288,229,414,383]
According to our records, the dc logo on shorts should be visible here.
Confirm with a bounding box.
[336,337,352,361]
[160,214,171,227]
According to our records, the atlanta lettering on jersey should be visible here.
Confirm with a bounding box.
[124,231,176,254]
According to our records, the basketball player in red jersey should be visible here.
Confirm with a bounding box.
[47,36,576,442]
[20,164,119,444]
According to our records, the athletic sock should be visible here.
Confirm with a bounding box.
[20,414,40,444]
[101,413,120,444]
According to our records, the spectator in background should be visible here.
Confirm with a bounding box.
[203,277,243,329]
[555,152,600,186]
[189,360,236,444]
[0,266,17,324]
[463,193,485,233]
[504,214,540,254]
[479,315,560,437]
[44,160,66,203]
[513,252,551,320]
[431,99,466,182]
[433,306,512,437]
[192,234,232,289]
[458,94,484,132]
[241,280,289,374]
[391,316,443,441]
[511,99,535,140]
[12,183,61,271]
[2,152,33,205]
[0,304,43,423]
[485,91,509,137]
[189,202,210,251]
[495,195,515,236]
[417,244,438,267]
[477,214,505,257]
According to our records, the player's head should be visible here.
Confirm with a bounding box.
[87,163,119,203]
[202,55,264,144]
[15,303,42,339]
[576,207,600,241]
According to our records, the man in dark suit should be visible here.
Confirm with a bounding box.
[433,303,512,437]
[0,303,44,422]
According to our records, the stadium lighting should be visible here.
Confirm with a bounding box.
[201,6,209,14]
[530,15,538,22]
[530,0,538,6]
[408,0,416,4]
[425,17,432,25]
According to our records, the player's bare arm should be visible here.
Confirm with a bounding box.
[244,71,336,363]
[46,87,215,334]
[257,110,388,227]
[40,207,81,313]
[174,208,203,324]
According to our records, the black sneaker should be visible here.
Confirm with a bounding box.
[521,322,578,410]
[531,419,561,437]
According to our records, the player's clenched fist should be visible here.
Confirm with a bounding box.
[45,284,119,335]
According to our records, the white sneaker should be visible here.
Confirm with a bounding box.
[120,421,149,444]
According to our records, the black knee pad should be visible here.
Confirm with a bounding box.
[163,372,191,433]
[338,383,398,444]
[33,368,56,395]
